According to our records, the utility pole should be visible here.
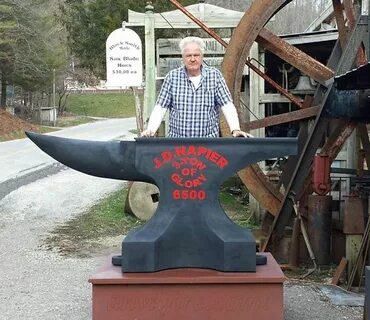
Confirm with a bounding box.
[53,68,56,127]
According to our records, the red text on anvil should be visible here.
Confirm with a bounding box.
[153,145,229,169]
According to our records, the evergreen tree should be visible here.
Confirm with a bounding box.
[59,0,198,77]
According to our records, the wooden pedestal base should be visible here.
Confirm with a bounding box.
[89,253,284,320]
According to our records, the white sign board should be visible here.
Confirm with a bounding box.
[106,28,142,87]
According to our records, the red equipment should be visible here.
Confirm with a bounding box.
[313,154,331,195]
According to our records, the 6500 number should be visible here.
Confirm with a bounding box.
[172,189,206,200]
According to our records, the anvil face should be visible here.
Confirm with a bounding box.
[123,138,296,272]
[26,133,297,273]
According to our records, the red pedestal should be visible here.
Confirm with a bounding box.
[89,253,284,320]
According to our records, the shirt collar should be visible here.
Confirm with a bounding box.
[181,64,207,80]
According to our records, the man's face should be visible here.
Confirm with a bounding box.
[182,42,203,76]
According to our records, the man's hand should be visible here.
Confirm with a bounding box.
[141,129,155,137]
[231,130,254,138]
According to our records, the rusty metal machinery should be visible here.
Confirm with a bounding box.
[169,0,370,257]
[313,155,331,196]
[220,0,370,253]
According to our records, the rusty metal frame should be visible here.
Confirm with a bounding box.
[359,123,370,167]
[257,29,334,84]
[168,0,368,238]
[333,0,348,48]
[168,0,339,216]
[263,1,369,250]
[343,0,368,64]
[221,0,299,112]
[168,0,298,215]
[244,106,320,131]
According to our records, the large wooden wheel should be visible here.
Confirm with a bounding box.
[220,0,368,244]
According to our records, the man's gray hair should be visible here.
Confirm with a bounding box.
[179,36,205,55]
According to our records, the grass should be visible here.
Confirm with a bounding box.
[0,92,139,141]
[43,188,143,256]
[56,115,97,127]
[220,192,256,229]
[44,186,253,257]
[65,92,139,118]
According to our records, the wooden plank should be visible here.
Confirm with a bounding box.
[346,235,363,288]
[157,57,225,77]
[259,93,293,104]
[132,87,143,133]
[331,257,348,285]
[157,38,227,55]
[128,4,245,28]
[157,38,229,77]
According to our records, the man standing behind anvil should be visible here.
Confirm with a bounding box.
[142,36,252,138]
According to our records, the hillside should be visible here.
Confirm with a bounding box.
[0,110,38,136]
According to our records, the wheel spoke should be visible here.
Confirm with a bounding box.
[245,106,320,131]
[221,0,293,215]
[258,28,334,84]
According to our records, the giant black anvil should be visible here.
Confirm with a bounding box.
[26,133,297,272]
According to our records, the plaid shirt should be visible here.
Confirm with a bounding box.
[156,65,233,137]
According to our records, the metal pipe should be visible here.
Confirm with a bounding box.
[289,217,300,268]
[307,195,332,265]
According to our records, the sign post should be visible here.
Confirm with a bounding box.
[143,2,156,128]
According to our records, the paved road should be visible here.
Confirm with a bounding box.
[0,118,136,199]
[0,118,137,320]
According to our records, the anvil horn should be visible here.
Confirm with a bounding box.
[26,132,153,183]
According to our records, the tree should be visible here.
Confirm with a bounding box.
[206,0,333,35]
[59,0,198,78]
[0,0,68,109]
[0,1,17,108]
[205,0,252,11]
[269,0,333,34]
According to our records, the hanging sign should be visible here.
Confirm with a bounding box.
[106,27,143,87]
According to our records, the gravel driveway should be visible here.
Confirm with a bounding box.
[0,168,364,320]
[0,169,124,320]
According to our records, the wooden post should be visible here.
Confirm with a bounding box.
[331,257,348,285]
[132,87,143,133]
[362,0,369,15]
[249,42,265,222]
[249,43,265,139]
[143,1,156,129]
[344,197,366,287]
[365,266,370,320]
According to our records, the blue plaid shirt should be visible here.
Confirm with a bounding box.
[156,65,233,137]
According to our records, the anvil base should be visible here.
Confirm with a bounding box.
[89,253,284,320]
